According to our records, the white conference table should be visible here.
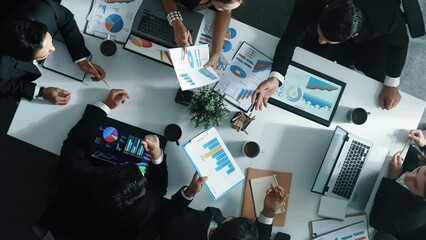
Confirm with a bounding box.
[7,0,426,239]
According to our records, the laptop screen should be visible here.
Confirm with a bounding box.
[312,126,347,193]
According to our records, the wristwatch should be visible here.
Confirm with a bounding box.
[36,86,45,100]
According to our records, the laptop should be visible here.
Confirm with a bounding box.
[91,117,167,174]
[131,0,203,48]
[312,126,388,210]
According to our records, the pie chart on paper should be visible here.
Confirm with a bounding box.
[103,127,119,143]
[105,14,124,33]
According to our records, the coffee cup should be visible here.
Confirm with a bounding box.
[242,141,260,158]
[100,35,117,57]
[347,108,370,125]
[164,124,182,146]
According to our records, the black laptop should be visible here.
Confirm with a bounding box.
[131,0,203,48]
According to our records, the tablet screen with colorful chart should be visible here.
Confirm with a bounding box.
[269,62,346,127]
[214,41,272,112]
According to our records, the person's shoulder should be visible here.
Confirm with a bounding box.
[0,55,16,75]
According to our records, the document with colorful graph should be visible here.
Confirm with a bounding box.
[196,9,240,63]
[214,41,273,112]
[269,61,346,127]
[169,44,220,90]
[86,0,143,43]
[182,127,245,200]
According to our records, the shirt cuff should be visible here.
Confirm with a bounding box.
[74,57,88,64]
[269,71,284,84]
[181,187,195,201]
[257,212,274,225]
[151,150,164,165]
[92,102,111,114]
[384,75,400,87]
[33,85,41,99]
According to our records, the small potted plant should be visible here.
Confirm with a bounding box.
[188,87,229,128]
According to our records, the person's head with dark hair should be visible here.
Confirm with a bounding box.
[93,163,147,216]
[403,165,426,200]
[6,19,55,61]
[317,0,363,44]
[210,217,259,240]
[211,0,243,12]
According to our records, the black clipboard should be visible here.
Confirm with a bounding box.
[268,61,346,127]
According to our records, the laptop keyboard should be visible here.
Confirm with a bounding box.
[137,12,175,45]
[332,140,370,199]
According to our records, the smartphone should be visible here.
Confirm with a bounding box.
[274,232,291,240]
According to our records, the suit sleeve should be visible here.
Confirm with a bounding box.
[271,4,308,77]
[46,0,91,61]
[385,21,409,78]
[369,178,395,232]
[60,104,107,160]
[0,77,36,100]
[256,219,273,240]
[146,155,168,197]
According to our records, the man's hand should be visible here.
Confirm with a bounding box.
[388,151,403,179]
[141,135,162,160]
[172,20,192,48]
[261,185,286,218]
[379,86,401,110]
[184,172,208,198]
[78,60,106,81]
[408,129,426,148]
[103,89,129,109]
[204,53,220,69]
[252,77,280,111]
[42,87,71,105]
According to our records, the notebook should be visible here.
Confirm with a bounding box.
[242,168,292,226]
[250,175,285,217]
[42,39,87,81]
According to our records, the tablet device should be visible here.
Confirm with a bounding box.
[269,62,346,127]
[91,117,167,174]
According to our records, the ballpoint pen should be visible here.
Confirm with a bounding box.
[87,61,111,88]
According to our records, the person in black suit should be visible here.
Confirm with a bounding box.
[252,0,408,111]
[0,0,105,105]
[141,173,286,240]
[370,129,426,240]
[52,89,168,239]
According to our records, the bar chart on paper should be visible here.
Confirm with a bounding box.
[183,127,245,200]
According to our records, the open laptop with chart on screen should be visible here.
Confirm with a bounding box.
[312,126,389,210]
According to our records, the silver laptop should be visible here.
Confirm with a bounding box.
[312,126,389,210]
[131,0,203,48]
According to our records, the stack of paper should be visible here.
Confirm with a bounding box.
[85,0,143,43]
[310,214,369,239]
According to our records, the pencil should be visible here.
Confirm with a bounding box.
[401,138,411,155]
[87,61,110,88]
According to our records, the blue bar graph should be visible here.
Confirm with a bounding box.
[202,137,234,175]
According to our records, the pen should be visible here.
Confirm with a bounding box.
[401,138,411,155]
[87,61,111,88]
[181,29,191,60]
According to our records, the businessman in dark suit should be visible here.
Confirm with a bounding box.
[253,0,409,111]
[140,173,286,240]
[51,89,168,239]
[370,129,426,240]
[0,0,105,105]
